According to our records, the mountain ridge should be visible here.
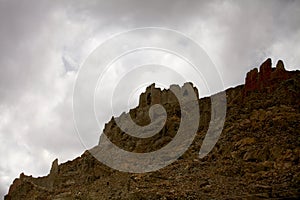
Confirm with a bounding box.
[5,58,300,199]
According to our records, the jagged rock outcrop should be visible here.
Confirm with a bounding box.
[244,58,292,96]
[102,82,200,154]
[5,159,58,200]
[5,59,300,199]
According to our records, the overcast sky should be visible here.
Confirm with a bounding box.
[0,0,300,197]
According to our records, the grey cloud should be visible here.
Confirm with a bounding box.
[1,0,300,198]
[0,0,60,104]
[65,0,300,87]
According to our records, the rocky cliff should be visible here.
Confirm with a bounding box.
[244,58,292,96]
[5,58,300,199]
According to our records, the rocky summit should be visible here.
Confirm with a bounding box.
[5,58,300,199]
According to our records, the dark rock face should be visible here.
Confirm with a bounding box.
[5,59,300,200]
[259,58,272,88]
[102,82,199,154]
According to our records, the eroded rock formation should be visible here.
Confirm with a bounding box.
[244,58,292,96]
[5,59,300,199]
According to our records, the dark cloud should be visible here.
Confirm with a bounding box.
[1,0,300,198]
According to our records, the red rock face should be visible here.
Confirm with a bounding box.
[272,60,288,82]
[243,58,290,97]
[245,68,259,93]
[258,58,272,90]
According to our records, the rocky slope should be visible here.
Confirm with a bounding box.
[5,58,300,199]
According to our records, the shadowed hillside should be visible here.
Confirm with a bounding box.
[5,59,300,199]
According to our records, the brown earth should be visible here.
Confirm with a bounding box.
[5,58,300,199]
